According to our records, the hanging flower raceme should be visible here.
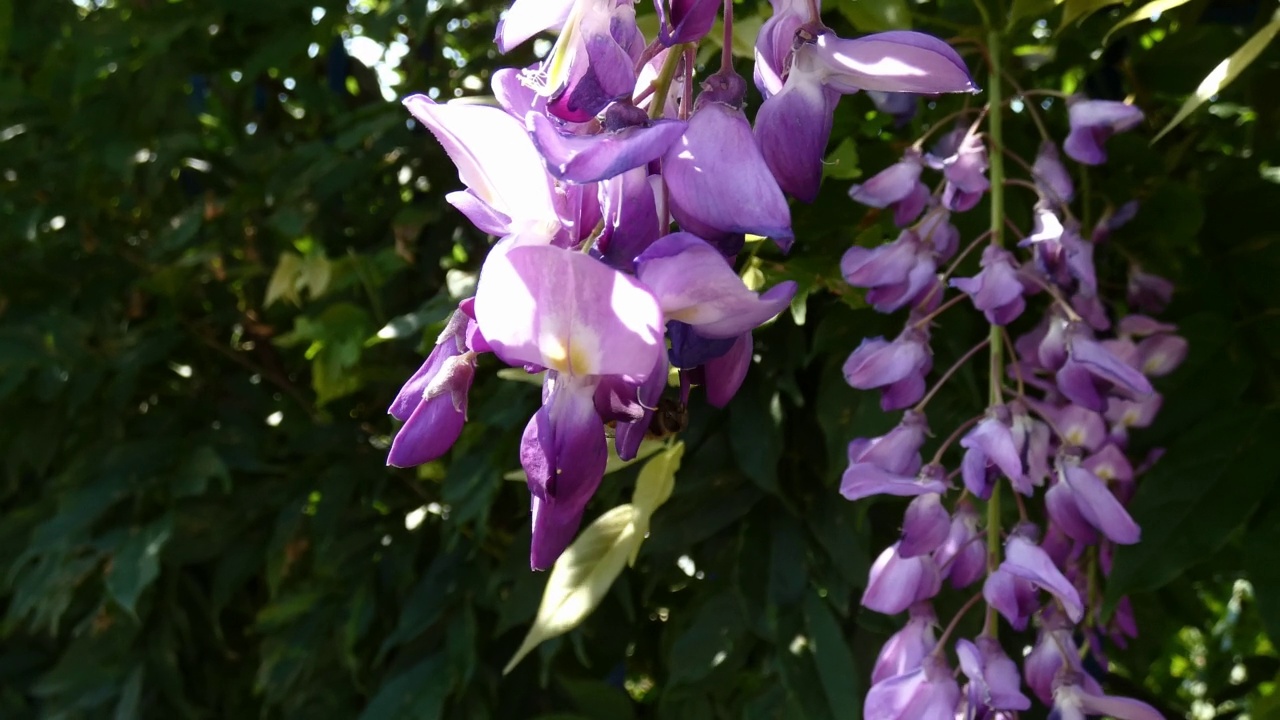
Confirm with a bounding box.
[833,69,1181,719]
[755,27,979,201]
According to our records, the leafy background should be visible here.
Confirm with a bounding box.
[1,0,1279,718]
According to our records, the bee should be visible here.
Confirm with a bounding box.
[646,395,689,440]
[604,395,689,441]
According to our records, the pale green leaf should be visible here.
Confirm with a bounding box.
[503,504,644,674]
[298,251,332,300]
[1154,12,1280,142]
[264,251,303,307]
[1059,0,1124,29]
[1102,0,1193,45]
[630,441,684,516]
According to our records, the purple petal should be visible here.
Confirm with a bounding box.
[474,242,664,378]
[755,62,839,202]
[815,30,978,94]
[636,233,797,338]
[899,492,951,558]
[751,0,808,96]
[848,155,924,209]
[492,66,545,118]
[843,334,927,390]
[1064,99,1144,166]
[862,543,942,615]
[1001,534,1083,622]
[404,94,558,231]
[613,352,669,460]
[704,332,753,407]
[1033,141,1074,203]
[446,190,514,236]
[1062,464,1141,544]
[960,416,1025,487]
[1127,267,1174,314]
[950,246,1025,325]
[982,570,1038,631]
[1137,334,1188,377]
[935,501,984,588]
[547,31,638,122]
[956,637,1032,712]
[1045,479,1099,544]
[495,0,575,53]
[872,604,937,683]
[658,0,721,45]
[597,168,661,268]
[848,411,928,476]
[525,377,609,569]
[663,102,793,249]
[1070,330,1155,397]
[841,463,947,501]
[387,382,470,467]
[865,656,961,720]
[529,112,686,183]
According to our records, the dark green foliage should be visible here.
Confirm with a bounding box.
[2,0,1280,718]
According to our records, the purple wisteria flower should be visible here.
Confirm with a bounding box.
[843,329,933,411]
[662,72,794,249]
[848,152,930,226]
[1064,98,1145,165]
[950,245,1026,325]
[841,230,938,313]
[865,655,961,720]
[755,30,977,201]
[387,306,478,467]
[474,242,664,568]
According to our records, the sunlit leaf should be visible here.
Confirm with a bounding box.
[1102,0,1193,46]
[1059,0,1124,30]
[265,251,304,307]
[1154,10,1280,142]
[630,442,683,517]
[503,503,645,674]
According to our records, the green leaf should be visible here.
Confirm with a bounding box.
[558,677,637,720]
[265,252,304,307]
[803,593,861,720]
[1102,0,1193,46]
[1059,0,1123,29]
[1154,10,1280,142]
[823,138,861,181]
[105,515,173,617]
[358,654,449,720]
[667,592,746,686]
[1244,502,1280,644]
[503,503,645,674]
[1007,0,1057,28]
[729,380,782,494]
[1107,406,1280,606]
[769,513,807,606]
[837,0,912,31]
[113,667,143,720]
[631,442,683,517]
[174,445,230,497]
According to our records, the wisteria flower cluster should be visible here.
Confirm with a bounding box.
[385,0,976,569]
[840,92,1181,717]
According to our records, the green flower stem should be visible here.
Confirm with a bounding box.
[984,26,1007,639]
[648,43,688,120]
